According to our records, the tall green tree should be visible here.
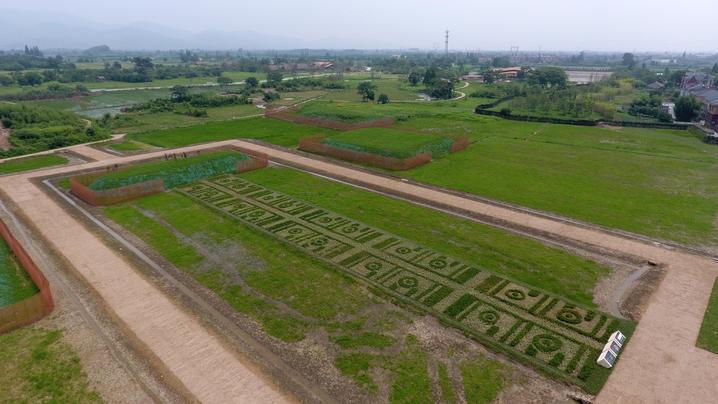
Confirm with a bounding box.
[170,85,189,102]
[244,76,259,88]
[674,95,702,122]
[267,71,283,86]
[423,68,438,85]
[408,71,421,86]
[217,76,232,88]
[427,79,454,99]
[132,57,154,74]
[357,81,377,102]
[622,53,636,69]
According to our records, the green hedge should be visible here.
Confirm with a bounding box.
[475,105,691,130]
[89,152,249,191]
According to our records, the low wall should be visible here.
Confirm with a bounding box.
[298,135,432,170]
[450,136,470,153]
[0,219,53,334]
[265,107,396,131]
[71,149,268,206]
[71,175,165,206]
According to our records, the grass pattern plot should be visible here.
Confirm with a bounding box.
[176,174,633,393]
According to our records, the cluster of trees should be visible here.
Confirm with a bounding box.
[355,81,390,104]
[674,96,703,122]
[0,46,65,71]
[0,56,231,87]
[628,95,673,122]
[526,67,568,88]
[469,82,527,99]
[406,67,455,99]
[506,86,601,119]
[0,83,89,101]
[269,74,345,92]
[126,85,251,117]
[0,104,105,157]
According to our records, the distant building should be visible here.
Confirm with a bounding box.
[646,82,665,91]
[661,102,675,120]
[691,88,718,130]
[268,61,334,72]
[681,72,718,130]
[681,71,714,96]
[492,67,522,79]
[461,71,484,82]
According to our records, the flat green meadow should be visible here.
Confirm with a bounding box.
[0,154,68,175]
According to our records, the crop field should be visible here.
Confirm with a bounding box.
[697,278,718,354]
[0,237,38,307]
[0,154,68,175]
[321,128,455,159]
[175,172,631,393]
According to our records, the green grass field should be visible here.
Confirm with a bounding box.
[110,95,718,246]
[126,116,337,148]
[321,128,452,159]
[102,164,621,396]
[239,167,609,307]
[0,238,39,307]
[397,116,718,245]
[697,278,718,354]
[0,154,68,175]
[0,327,100,402]
[176,170,629,393]
[322,76,425,102]
[106,139,156,152]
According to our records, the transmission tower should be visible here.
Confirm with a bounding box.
[445,30,449,55]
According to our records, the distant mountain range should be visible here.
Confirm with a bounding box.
[0,9,310,50]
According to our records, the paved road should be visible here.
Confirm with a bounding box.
[2,139,717,402]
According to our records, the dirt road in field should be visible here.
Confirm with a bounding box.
[230,140,718,403]
[1,138,717,403]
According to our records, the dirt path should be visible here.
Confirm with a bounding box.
[1,139,717,402]
[71,145,118,161]
[0,123,10,151]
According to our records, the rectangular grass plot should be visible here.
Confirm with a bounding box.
[178,173,628,393]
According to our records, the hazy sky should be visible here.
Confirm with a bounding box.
[7,0,718,51]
